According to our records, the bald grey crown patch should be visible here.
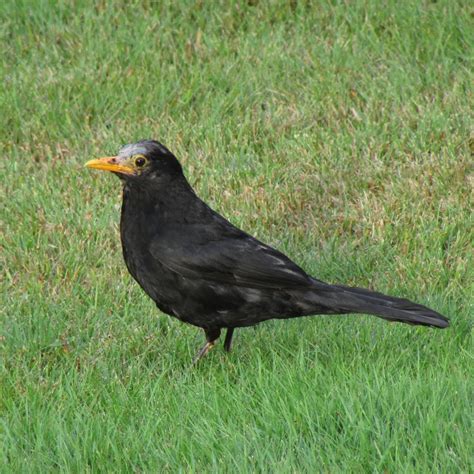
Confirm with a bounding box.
[118,143,147,158]
[118,140,172,159]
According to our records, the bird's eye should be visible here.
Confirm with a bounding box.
[134,156,146,168]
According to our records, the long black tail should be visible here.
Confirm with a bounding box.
[316,284,449,328]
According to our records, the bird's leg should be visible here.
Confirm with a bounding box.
[192,328,221,364]
[223,328,235,352]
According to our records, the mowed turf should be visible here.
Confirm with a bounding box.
[1,1,473,471]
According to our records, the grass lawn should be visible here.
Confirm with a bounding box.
[1,1,473,471]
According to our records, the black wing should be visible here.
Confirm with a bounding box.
[149,223,315,290]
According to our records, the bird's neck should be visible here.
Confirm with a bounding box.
[122,175,213,227]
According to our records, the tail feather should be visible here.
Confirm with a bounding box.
[317,284,449,328]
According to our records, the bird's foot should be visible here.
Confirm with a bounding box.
[192,341,215,364]
[192,328,222,364]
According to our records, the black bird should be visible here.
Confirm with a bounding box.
[85,140,449,362]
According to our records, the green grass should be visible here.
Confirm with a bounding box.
[1,0,473,471]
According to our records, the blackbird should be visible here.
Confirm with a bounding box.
[85,140,449,362]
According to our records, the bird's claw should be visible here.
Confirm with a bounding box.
[192,341,215,365]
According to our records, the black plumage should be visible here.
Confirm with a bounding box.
[86,140,449,361]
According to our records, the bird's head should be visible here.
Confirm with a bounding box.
[85,140,183,182]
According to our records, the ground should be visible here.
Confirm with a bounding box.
[1,1,473,471]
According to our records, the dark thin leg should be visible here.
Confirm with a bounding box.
[223,328,235,352]
[192,328,221,364]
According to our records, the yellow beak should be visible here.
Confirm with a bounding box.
[85,156,135,175]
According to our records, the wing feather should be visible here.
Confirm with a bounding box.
[149,225,313,290]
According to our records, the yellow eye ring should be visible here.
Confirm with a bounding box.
[134,155,147,168]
